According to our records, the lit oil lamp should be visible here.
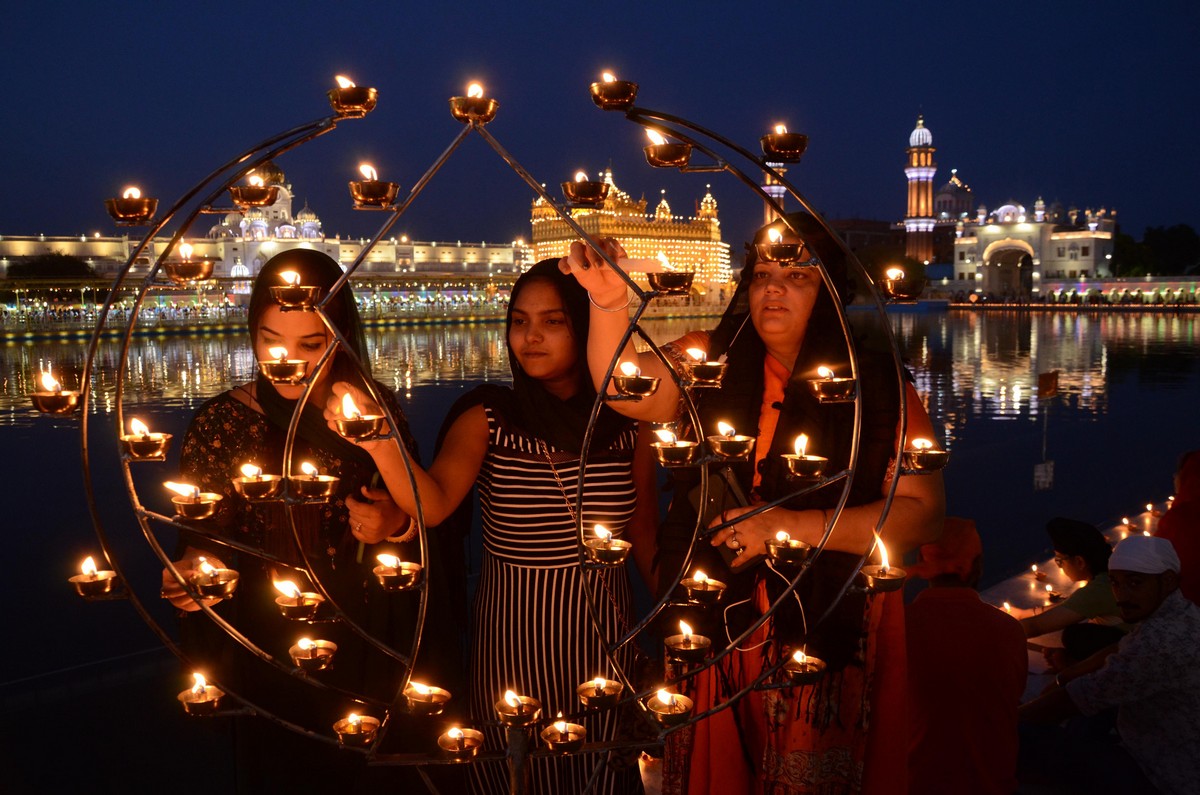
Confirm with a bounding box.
[438,726,484,761]
[664,620,711,663]
[577,676,623,709]
[860,534,906,592]
[783,648,826,685]
[681,347,726,387]
[880,266,924,302]
[104,185,157,226]
[164,481,222,520]
[643,128,692,169]
[589,71,638,110]
[583,525,632,566]
[760,123,809,163]
[163,242,214,284]
[188,557,239,598]
[495,689,542,728]
[349,162,400,209]
[232,462,284,501]
[30,371,80,415]
[403,681,452,716]
[1003,601,1013,614]
[646,688,693,728]
[333,712,380,747]
[680,569,727,606]
[1046,583,1063,603]
[258,345,309,385]
[449,82,498,124]
[562,170,610,206]
[327,74,378,118]
[289,461,339,500]
[335,392,386,441]
[807,365,856,404]
[288,637,337,672]
[540,712,586,754]
[274,579,324,620]
[228,173,278,209]
[766,530,813,566]
[651,429,700,467]
[120,417,172,460]
[269,269,321,311]
[755,226,816,266]
[902,438,949,473]
[647,252,695,294]
[373,553,423,591]
[69,555,118,598]
[782,433,827,480]
[1031,563,1047,582]
[612,361,660,398]
[706,421,755,460]
[178,672,224,716]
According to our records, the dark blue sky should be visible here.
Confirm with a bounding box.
[4,2,1197,246]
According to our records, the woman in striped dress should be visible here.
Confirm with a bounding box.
[333,258,656,793]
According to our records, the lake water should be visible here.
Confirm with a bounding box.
[5,310,1199,685]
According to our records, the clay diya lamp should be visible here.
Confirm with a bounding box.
[1031,564,1047,582]
[373,553,423,591]
[163,242,214,284]
[29,371,80,415]
[269,269,321,311]
[807,366,856,404]
[274,580,324,620]
[288,637,337,672]
[589,71,638,110]
[449,82,498,124]
[258,346,309,385]
[188,557,239,599]
[540,715,586,754]
[104,186,158,225]
[333,713,380,747]
[165,481,222,520]
[327,75,378,118]
[880,267,924,302]
[289,461,339,500]
[228,174,278,209]
[860,535,906,593]
[664,620,711,664]
[646,689,693,728]
[69,555,118,598]
[495,690,542,728]
[232,463,284,501]
[335,392,385,441]
[766,531,813,567]
[562,170,610,206]
[349,162,400,209]
[583,525,632,566]
[121,417,172,460]
[782,433,827,480]
[902,438,949,473]
[706,421,755,460]
[403,681,452,716]
[578,676,623,710]
[681,347,726,387]
[783,649,826,685]
[760,124,809,163]
[438,727,484,761]
[651,429,701,467]
[178,673,224,716]
[1046,583,1064,603]
[611,361,660,399]
[680,569,726,606]
[643,129,692,169]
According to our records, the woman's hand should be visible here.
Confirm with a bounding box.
[708,505,777,569]
[324,381,391,450]
[161,554,227,612]
[347,486,412,545]
[558,237,629,309]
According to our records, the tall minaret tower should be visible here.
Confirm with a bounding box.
[762,163,788,225]
[904,115,936,263]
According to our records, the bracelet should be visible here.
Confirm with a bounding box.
[385,517,416,544]
[588,291,632,313]
[1055,672,1068,688]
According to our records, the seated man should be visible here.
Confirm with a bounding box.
[1019,517,1127,665]
[1019,536,1200,795]
[906,517,1027,795]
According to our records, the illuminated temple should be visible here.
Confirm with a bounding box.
[529,168,732,287]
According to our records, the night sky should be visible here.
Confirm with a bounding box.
[4,2,1197,247]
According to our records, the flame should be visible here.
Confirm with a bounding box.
[467,82,484,98]
[348,713,362,728]
[717,421,736,438]
[594,525,612,542]
[602,71,616,83]
[875,534,890,571]
[81,556,97,577]
[341,392,363,419]
[593,677,607,690]
[122,186,142,200]
[197,557,216,577]
[679,621,693,640]
[554,719,568,734]
[911,438,934,451]
[358,163,378,182]
[191,673,208,696]
[280,270,300,286]
[1122,517,1130,526]
[448,727,464,740]
[645,129,667,146]
[335,75,356,88]
[767,227,783,244]
[376,553,401,569]
[248,174,265,188]
[793,649,807,664]
[1003,601,1012,613]
[503,690,521,709]
[656,689,674,708]
[298,637,314,651]
[164,481,199,499]
[774,123,788,135]
[240,463,263,479]
[574,170,588,182]
[886,267,905,281]
[776,531,791,543]
[130,417,151,437]
[656,251,671,270]
[817,365,834,379]
[693,570,708,584]
[409,681,430,696]
[1031,564,1039,574]
[1143,530,1152,537]
[681,348,705,364]
[40,372,62,392]
[619,361,641,377]
[794,434,809,457]
[274,580,302,600]
[300,461,319,477]
[654,429,677,445]
[1145,502,1154,512]
[179,242,194,261]
[269,346,291,362]
[1045,584,1053,593]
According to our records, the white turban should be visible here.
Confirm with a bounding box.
[1109,535,1181,574]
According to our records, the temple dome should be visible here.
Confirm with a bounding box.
[909,116,933,147]
[254,160,286,185]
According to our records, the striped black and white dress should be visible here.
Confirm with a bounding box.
[469,403,643,795]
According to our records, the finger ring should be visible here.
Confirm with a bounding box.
[355,522,363,533]
[729,537,740,549]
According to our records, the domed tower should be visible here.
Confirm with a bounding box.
[904,115,936,263]
[697,184,718,220]
[654,190,672,222]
